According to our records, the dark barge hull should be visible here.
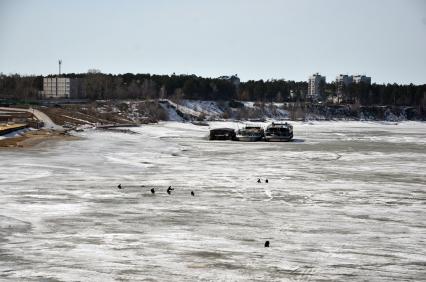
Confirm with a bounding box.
[265,133,293,142]
[209,128,236,140]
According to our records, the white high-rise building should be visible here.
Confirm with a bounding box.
[307,73,326,99]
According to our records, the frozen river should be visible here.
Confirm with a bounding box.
[0,121,425,281]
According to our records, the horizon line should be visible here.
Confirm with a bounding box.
[1,71,425,86]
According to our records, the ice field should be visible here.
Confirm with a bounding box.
[0,121,425,281]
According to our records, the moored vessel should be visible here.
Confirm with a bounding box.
[209,128,236,140]
[236,125,264,142]
[264,122,293,142]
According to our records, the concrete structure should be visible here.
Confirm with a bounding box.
[353,75,371,85]
[0,111,32,123]
[0,124,27,136]
[307,73,326,99]
[333,74,372,103]
[0,107,63,130]
[336,74,353,87]
[336,74,353,99]
[42,77,83,99]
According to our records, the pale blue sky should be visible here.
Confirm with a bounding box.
[1,0,425,84]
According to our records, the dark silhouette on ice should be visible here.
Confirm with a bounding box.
[117,184,122,189]
[264,240,270,247]
[191,191,195,196]
[257,178,261,183]
[265,179,269,183]
[167,186,174,195]
[151,188,155,194]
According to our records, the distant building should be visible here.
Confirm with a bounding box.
[87,68,101,74]
[42,77,83,99]
[352,75,371,85]
[336,74,353,87]
[335,74,371,87]
[334,74,371,103]
[336,74,353,98]
[336,73,371,89]
[307,73,326,99]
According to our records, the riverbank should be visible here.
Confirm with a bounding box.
[0,129,79,148]
[0,124,28,135]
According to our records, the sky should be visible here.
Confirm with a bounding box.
[0,0,425,84]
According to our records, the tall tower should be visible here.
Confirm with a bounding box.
[307,73,326,100]
[58,59,62,75]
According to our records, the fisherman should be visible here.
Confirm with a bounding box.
[150,188,155,194]
[191,191,195,196]
[264,241,270,247]
[257,178,261,183]
[265,179,269,183]
[117,184,122,189]
[167,186,174,195]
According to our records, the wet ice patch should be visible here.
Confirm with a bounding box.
[0,167,52,184]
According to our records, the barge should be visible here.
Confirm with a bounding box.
[264,122,293,142]
[236,125,264,142]
[209,128,236,140]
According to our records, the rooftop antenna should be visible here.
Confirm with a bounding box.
[58,59,62,75]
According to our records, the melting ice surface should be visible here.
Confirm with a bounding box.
[0,121,425,281]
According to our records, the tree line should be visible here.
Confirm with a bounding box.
[0,73,425,109]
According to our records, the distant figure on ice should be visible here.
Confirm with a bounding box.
[265,179,269,183]
[257,178,261,183]
[167,186,174,195]
[191,191,195,196]
[117,184,122,189]
[264,240,270,247]
[150,188,155,194]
